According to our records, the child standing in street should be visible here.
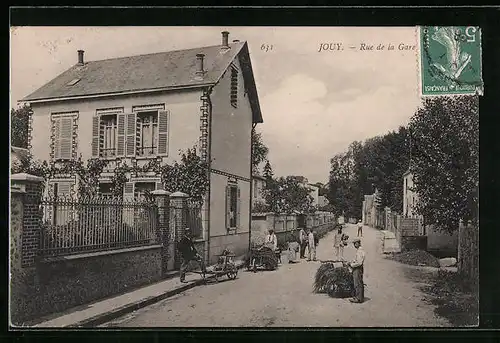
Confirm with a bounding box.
[357,220,363,237]
[307,228,318,261]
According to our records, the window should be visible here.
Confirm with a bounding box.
[225,183,240,230]
[229,186,238,228]
[122,105,169,158]
[137,111,158,156]
[230,65,238,108]
[134,182,156,201]
[52,113,77,161]
[98,182,113,198]
[66,78,80,86]
[101,115,117,157]
[253,180,258,198]
[92,108,123,158]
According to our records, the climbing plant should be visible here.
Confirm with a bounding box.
[15,147,209,202]
[159,148,209,204]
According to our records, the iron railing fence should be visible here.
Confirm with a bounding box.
[39,195,159,257]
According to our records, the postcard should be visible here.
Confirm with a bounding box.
[10,26,480,328]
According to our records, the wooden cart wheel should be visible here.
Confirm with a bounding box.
[227,269,238,280]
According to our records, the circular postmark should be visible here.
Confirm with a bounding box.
[422,26,481,89]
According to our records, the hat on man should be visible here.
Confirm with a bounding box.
[352,238,361,244]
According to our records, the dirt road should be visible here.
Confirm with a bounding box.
[101,224,451,327]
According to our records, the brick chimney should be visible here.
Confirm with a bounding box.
[221,31,230,50]
[77,50,84,65]
[195,53,205,80]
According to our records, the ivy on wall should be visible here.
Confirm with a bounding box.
[13,147,209,202]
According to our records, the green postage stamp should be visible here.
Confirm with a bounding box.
[419,26,483,96]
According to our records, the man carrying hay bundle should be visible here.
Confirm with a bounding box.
[313,238,366,301]
[313,261,354,298]
[348,238,366,303]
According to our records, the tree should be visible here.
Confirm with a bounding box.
[160,148,210,204]
[262,160,274,180]
[408,96,479,232]
[252,127,269,175]
[11,105,31,148]
[278,176,314,214]
[327,141,365,219]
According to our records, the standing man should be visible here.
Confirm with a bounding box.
[178,228,205,283]
[348,238,366,303]
[333,225,348,260]
[357,219,363,237]
[298,226,308,258]
[307,228,318,261]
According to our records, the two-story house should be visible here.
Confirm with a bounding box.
[21,31,263,263]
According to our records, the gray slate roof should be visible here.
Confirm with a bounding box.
[23,42,243,101]
[22,41,263,123]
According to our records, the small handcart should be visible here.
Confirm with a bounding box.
[194,249,238,283]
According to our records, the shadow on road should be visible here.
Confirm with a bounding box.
[401,265,478,327]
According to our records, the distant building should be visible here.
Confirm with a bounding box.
[252,174,267,207]
[403,169,420,218]
[318,195,329,208]
[402,169,456,255]
[307,183,320,207]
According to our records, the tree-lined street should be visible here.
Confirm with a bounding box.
[101,224,450,327]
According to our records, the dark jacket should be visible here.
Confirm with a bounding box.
[178,235,197,260]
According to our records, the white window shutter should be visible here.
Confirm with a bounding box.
[91,116,100,157]
[58,182,72,197]
[123,182,135,201]
[236,186,241,229]
[225,185,231,230]
[116,113,126,157]
[155,181,164,190]
[59,117,73,160]
[125,113,136,157]
[157,110,169,156]
[52,117,62,160]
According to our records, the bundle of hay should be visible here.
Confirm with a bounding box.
[313,262,355,298]
[247,244,278,270]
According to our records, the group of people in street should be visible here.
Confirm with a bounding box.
[176,220,365,303]
[298,227,319,261]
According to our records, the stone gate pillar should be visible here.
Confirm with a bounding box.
[11,173,45,267]
[170,191,189,269]
[152,189,171,276]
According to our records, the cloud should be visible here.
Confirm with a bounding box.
[260,73,419,182]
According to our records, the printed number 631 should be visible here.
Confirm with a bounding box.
[261,44,274,52]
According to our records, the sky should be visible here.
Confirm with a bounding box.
[10,26,423,183]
